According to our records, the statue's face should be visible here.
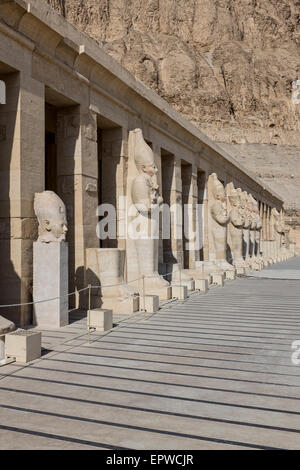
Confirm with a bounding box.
[44,206,68,241]
[143,163,158,177]
[216,189,226,202]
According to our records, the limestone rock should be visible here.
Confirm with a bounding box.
[46,0,300,216]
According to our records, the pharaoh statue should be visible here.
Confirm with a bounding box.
[226,183,247,270]
[34,191,68,243]
[251,197,263,266]
[282,213,292,258]
[207,173,234,272]
[271,208,283,260]
[33,190,68,328]
[130,129,170,296]
[239,191,251,264]
[85,248,139,313]
[248,195,263,270]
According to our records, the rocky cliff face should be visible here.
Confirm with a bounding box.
[47,0,300,209]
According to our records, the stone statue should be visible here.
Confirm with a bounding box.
[248,195,263,269]
[34,191,68,243]
[272,208,285,260]
[33,190,68,328]
[227,183,246,270]
[131,129,170,293]
[86,248,139,313]
[208,173,234,272]
[239,191,252,263]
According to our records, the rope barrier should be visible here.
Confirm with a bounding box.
[0,270,177,309]
[3,262,294,309]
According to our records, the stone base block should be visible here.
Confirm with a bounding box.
[212,273,224,286]
[195,279,208,293]
[172,280,195,291]
[236,267,245,276]
[172,285,188,300]
[225,270,236,280]
[5,329,41,364]
[101,296,139,314]
[88,309,113,332]
[0,316,16,361]
[142,295,159,313]
[0,337,4,361]
[33,242,68,328]
[147,286,172,301]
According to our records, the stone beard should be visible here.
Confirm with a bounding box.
[34,190,68,243]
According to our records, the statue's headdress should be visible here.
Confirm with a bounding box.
[132,128,155,170]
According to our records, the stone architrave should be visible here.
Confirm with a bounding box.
[207,173,234,273]
[126,128,171,301]
[226,183,247,271]
[86,248,139,314]
[33,191,69,328]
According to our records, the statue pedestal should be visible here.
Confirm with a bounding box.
[33,242,68,328]
[172,280,195,291]
[86,248,139,314]
[195,279,208,293]
[142,295,159,313]
[212,273,224,286]
[225,270,236,280]
[0,316,15,360]
[172,285,188,300]
[87,309,113,332]
[236,267,245,276]
[5,329,41,363]
[146,286,172,301]
[101,296,139,314]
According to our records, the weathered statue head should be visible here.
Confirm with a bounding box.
[34,191,68,243]
[228,189,240,207]
[211,173,226,202]
[133,128,158,177]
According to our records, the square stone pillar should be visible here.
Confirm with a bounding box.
[0,72,44,326]
[170,156,184,267]
[33,242,68,328]
[100,127,128,251]
[182,164,199,269]
[56,106,98,305]
[152,143,164,265]
[197,171,207,262]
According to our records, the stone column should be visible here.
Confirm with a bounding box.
[0,72,44,326]
[100,127,128,251]
[152,143,163,265]
[182,163,197,269]
[170,155,184,267]
[56,106,98,305]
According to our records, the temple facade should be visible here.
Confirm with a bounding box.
[0,0,288,326]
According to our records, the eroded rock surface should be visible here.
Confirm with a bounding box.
[46,0,300,212]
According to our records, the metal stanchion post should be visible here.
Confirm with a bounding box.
[88,284,91,344]
[142,275,146,312]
